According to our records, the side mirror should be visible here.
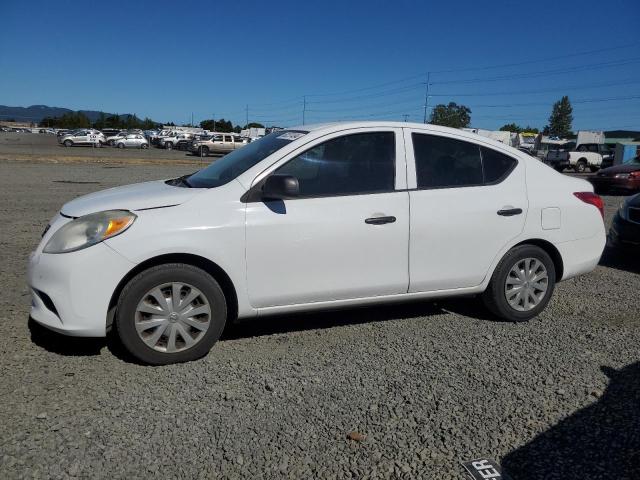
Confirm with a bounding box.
[262,174,299,200]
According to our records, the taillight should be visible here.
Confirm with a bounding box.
[630,171,640,179]
[574,192,604,219]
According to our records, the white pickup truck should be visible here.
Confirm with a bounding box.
[545,143,613,173]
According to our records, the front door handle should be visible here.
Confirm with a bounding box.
[365,216,396,225]
[497,208,523,216]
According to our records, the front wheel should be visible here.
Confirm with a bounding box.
[141,143,148,149]
[574,160,587,173]
[165,142,173,150]
[200,146,209,156]
[116,263,227,365]
[481,245,556,322]
[117,143,125,149]
[63,140,72,147]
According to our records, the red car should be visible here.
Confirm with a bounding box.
[589,163,640,195]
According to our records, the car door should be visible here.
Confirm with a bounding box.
[245,128,409,308]
[405,129,528,292]
[223,135,234,153]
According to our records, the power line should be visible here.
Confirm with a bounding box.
[431,78,640,97]
[430,57,640,86]
[429,41,640,74]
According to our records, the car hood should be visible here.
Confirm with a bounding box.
[61,180,201,217]
[627,193,640,207]
[598,163,640,176]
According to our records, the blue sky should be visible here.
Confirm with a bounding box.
[1,0,639,130]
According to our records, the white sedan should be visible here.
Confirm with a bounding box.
[28,122,606,364]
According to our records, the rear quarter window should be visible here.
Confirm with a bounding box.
[480,147,518,184]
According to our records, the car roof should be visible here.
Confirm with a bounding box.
[287,121,524,154]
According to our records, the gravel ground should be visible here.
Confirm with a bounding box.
[0,161,638,480]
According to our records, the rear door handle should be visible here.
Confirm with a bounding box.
[497,208,523,216]
[365,216,396,225]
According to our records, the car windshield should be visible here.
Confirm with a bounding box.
[186,130,307,188]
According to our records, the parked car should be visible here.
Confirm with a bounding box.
[158,132,193,150]
[546,143,613,173]
[189,134,249,156]
[105,132,127,146]
[115,134,149,149]
[28,122,606,365]
[589,162,640,195]
[59,129,106,147]
[609,193,640,248]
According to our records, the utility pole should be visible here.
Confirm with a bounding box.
[212,113,215,133]
[245,104,249,128]
[302,95,307,125]
[422,71,431,124]
[191,112,194,127]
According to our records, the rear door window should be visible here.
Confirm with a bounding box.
[412,133,517,188]
[412,133,483,188]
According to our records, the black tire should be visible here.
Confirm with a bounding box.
[589,166,599,173]
[63,140,72,147]
[116,263,227,365]
[117,142,124,149]
[201,146,209,156]
[141,143,148,149]
[109,140,115,146]
[574,159,587,173]
[481,245,556,322]
[554,166,565,172]
[165,142,173,150]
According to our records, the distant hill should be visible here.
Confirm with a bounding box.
[0,105,137,123]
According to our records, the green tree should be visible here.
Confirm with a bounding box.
[546,96,573,137]
[429,102,471,128]
[243,122,265,129]
[499,123,539,134]
[200,118,234,132]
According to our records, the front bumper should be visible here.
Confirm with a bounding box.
[28,243,135,337]
[609,213,640,248]
[545,159,570,170]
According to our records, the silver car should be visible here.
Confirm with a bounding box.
[115,134,149,149]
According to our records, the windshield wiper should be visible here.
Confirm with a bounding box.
[166,173,195,188]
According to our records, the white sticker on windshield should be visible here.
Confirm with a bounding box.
[277,132,305,141]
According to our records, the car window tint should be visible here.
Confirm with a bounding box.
[412,133,483,188]
[276,132,395,197]
[481,147,517,183]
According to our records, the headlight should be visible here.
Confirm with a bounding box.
[44,210,136,254]
[618,200,629,221]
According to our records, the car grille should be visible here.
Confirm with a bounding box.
[629,207,640,224]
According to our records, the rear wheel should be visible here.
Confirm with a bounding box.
[589,166,599,173]
[574,159,587,173]
[482,245,556,322]
[116,263,227,365]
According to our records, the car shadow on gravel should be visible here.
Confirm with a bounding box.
[599,246,640,275]
[502,361,640,480]
[222,300,448,340]
[28,317,105,356]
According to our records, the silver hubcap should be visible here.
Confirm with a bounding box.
[135,282,211,353]
[504,258,549,312]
